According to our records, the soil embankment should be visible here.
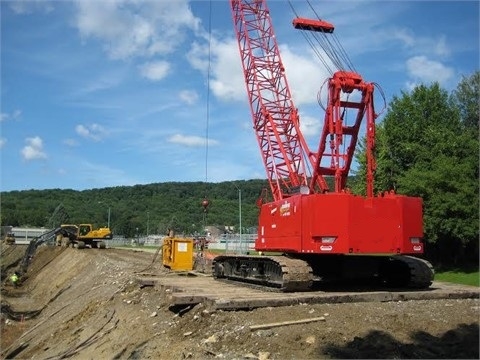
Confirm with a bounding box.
[1,244,479,359]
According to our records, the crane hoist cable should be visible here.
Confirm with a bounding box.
[287,0,357,73]
[305,0,357,73]
[202,0,213,218]
[287,1,334,75]
[204,0,212,186]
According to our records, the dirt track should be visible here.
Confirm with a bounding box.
[1,244,479,359]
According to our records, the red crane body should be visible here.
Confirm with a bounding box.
[213,0,433,290]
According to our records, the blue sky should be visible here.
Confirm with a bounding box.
[1,0,478,191]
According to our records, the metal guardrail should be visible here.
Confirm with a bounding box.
[107,236,164,247]
[208,233,257,254]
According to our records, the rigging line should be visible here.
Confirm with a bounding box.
[312,31,344,71]
[304,0,345,70]
[290,4,342,71]
[301,30,334,75]
[204,0,212,188]
[332,33,356,72]
[287,0,299,17]
[306,21,345,70]
[287,0,334,74]
[306,0,355,72]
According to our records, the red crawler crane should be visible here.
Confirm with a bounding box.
[212,0,434,290]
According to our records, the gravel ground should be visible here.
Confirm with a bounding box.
[1,244,478,359]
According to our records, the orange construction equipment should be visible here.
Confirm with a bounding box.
[162,236,194,271]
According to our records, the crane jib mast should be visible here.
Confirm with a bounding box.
[212,0,434,291]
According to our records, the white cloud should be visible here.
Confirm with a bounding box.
[405,80,419,92]
[392,28,416,48]
[168,134,218,147]
[393,29,451,58]
[201,35,330,107]
[298,113,321,138]
[300,3,450,62]
[78,159,140,188]
[75,123,107,141]
[139,61,170,81]
[1,110,22,122]
[186,41,210,73]
[179,90,199,105]
[9,0,54,14]
[188,37,246,102]
[433,36,450,57]
[75,71,124,96]
[0,137,6,149]
[21,136,47,160]
[63,138,78,147]
[280,45,332,106]
[74,0,200,60]
[405,56,455,86]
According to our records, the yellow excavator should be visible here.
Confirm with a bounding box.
[57,224,112,249]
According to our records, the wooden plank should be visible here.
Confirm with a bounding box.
[137,275,480,311]
[249,316,326,331]
[210,297,302,310]
[168,293,209,305]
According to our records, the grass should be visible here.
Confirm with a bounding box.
[435,269,480,287]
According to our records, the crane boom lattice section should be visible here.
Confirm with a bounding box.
[231,0,312,200]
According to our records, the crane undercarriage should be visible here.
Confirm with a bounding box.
[212,254,434,292]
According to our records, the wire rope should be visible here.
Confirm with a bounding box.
[204,0,212,186]
[201,0,213,228]
[289,0,359,74]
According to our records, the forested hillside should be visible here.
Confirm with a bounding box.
[1,180,270,237]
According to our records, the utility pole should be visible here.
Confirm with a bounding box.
[147,211,150,236]
[98,202,111,229]
[233,184,243,254]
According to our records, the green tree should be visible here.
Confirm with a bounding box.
[353,76,479,267]
[450,71,480,136]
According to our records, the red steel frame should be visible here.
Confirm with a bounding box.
[230,0,425,256]
[230,0,315,200]
[310,71,376,197]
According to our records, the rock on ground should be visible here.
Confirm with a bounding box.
[1,244,479,359]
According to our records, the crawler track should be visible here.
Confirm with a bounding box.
[212,255,313,292]
[390,255,435,288]
[212,254,435,292]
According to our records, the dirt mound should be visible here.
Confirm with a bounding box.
[1,246,479,359]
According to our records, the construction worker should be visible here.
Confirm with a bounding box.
[10,272,19,288]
